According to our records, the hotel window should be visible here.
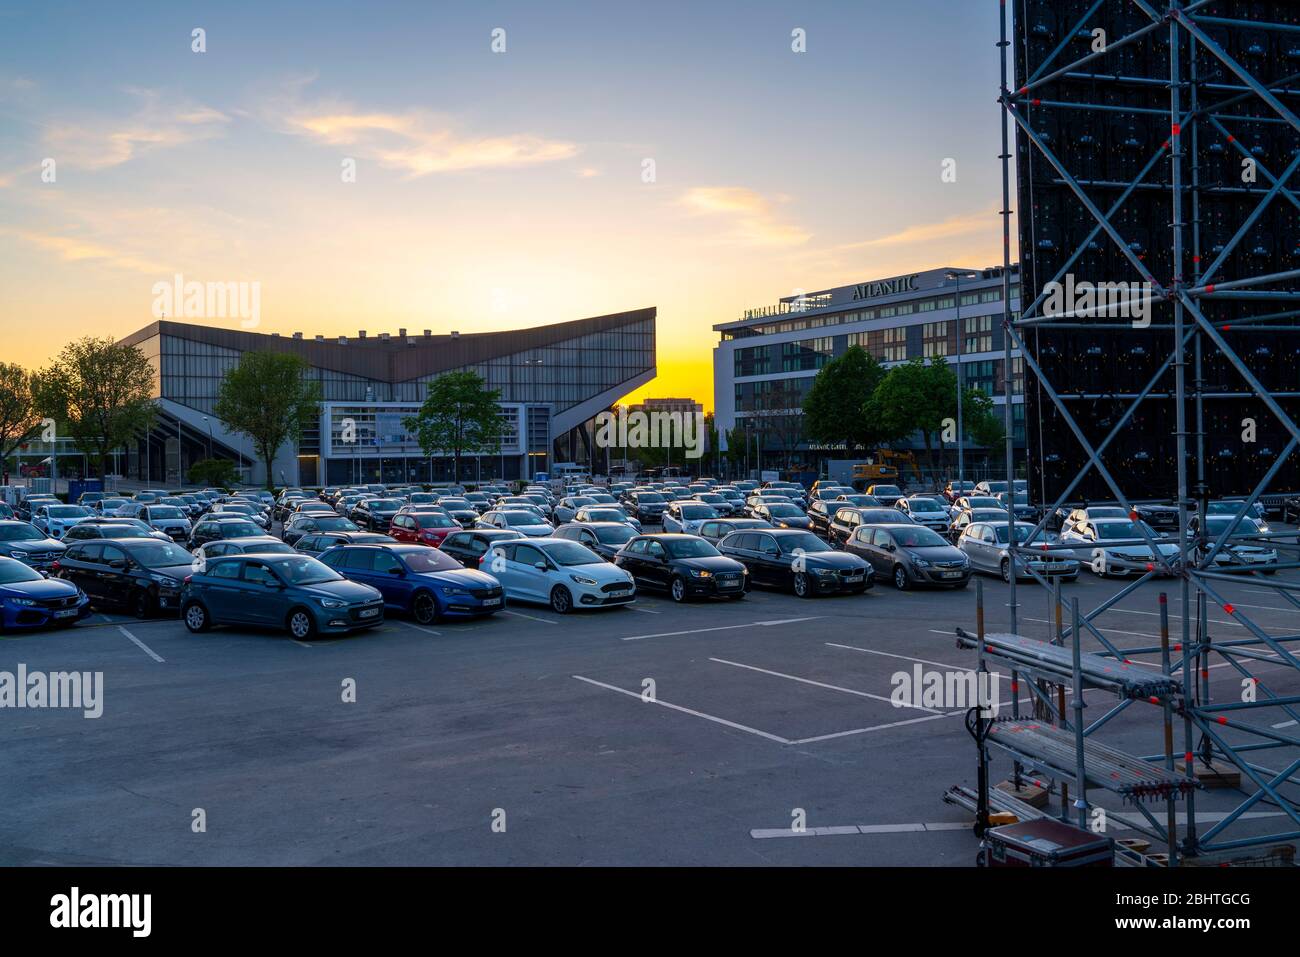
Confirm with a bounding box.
[922,321,951,358]
[1009,356,1025,394]
[859,309,877,321]
[882,326,907,362]
[781,337,833,372]
[934,296,956,310]
[963,315,993,353]
[735,345,773,377]
[917,298,937,312]
[878,306,897,319]
[965,360,997,396]
[894,302,915,316]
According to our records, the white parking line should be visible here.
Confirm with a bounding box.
[398,621,442,637]
[709,657,942,712]
[788,711,956,745]
[620,617,822,642]
[826,641,968,672]
[502,610,558,625]
[1110,607,1242,627]
[571,675,791,743]
[118,626,164,663]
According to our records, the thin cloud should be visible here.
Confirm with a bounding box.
[679,186,811,247]
[42,88,229,170]
[12,229,165,273]
[843,207,997,250]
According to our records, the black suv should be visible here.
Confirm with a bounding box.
[717,528,871,597]
[55,537,196,618]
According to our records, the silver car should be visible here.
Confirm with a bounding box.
[33,504,93,539]
[959,521,1080,582]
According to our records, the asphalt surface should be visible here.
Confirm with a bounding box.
[2,524,1298,866]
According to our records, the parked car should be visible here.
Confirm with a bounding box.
[573,505,642,532]
[897,495,952,533]
[662,501,722,534]
[551,522,638,561]
[180,553,385,639]
[614,534,748,601]
[554,496,599,524]
[388,510,461,547]
[319,543,504,624]
[0,520,66,569]
[751,502,812,531]
[135,504,193,542]
[349,498,405,531]
[843,523,970,590]
[478,509,553,538]
[294,530,396,558]
[828,506,912,548]
[62,519,166,543]
[438,528,524,568]
[623,491,668,524]
[54,538,197,618]
[948,507,1010,542]
[1189,515,1278,573]
[0,555,90,631]
[1058,517,1179,576]
[697,517,773,545]
[864,484,905,507]
[188,516,266,549]
[32,504,93,540]
[0,503,15,521]
[994,491,1038,522]
[717,528,871,597]
[430,497,480,526]
[210,500,271,530]
[485,537,636,613]
[94,497,131,516]
[958,521,1079,582]
[195,536,298,559]
[281,512,360,546]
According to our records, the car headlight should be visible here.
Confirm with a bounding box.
[10,550,28,558]
[908,553,931,567]
[814,567,836,577]
[7,597,36,606]
[151,574,180,588]
[689,569,712,578]
[317,597,347,608]
[440,586,470,597]
[569,574,597,586]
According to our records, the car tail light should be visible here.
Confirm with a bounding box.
[50,561,61,572]
[184,575,193,584]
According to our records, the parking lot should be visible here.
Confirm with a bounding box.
[3,526,1299,866]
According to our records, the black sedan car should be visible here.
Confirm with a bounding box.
[54,537,197,618]
[349,498,404,531]
[551,522,638,561]
[438,528,524,569]
[614,533,748,601]
[717,528,871,597]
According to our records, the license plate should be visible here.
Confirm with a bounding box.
[483,597,502,606]
[53,608,78,618]
[359,607,379,618]
[941,571,963,579]
[846,573,864,581]
[1045,563,1068,572]
[610,588,631,595]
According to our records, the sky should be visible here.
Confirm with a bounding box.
[0,0,1016,411]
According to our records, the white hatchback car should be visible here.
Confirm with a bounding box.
[486,537,635,613]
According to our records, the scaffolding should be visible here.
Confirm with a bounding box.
[989,0,1300,859]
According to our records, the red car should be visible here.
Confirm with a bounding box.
[389,510,461,547]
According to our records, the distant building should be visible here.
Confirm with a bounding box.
[626,397,704,418]
[114,308,656,486]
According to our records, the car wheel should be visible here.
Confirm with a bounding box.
[549,585,573,614]
[792,572,811,598]
[670,576,687,603]
[287,607,316,640]
[133,589,155,619]
[1001,559,1012,583]
[183,600,211,633]
[893,565,909,591]
[412,590,440,624]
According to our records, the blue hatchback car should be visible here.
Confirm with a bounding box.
[0,555,90,631]
[318,543,504,624]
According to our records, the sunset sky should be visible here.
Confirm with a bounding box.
[0,1,1015,410]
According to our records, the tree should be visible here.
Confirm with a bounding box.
[214,352,321,489]
[188,457,239,488]
[35,338,157,480]
[0,363,44,469]
[865,357,951,473]
[803,346,887,452]
[403,371,504,482]
[962,387,1006,449]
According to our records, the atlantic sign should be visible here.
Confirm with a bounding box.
[852,273,919,301]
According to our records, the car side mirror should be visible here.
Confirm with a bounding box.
[533,561,548,571]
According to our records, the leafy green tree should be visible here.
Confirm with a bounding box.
[403,371,504,482]
[188,457,239,488]
[865,357,951,472]
[803,346,886,451]
[961,387,1006,449]
[0,362,45,468]
[35,338,157,480]
[214,352,321,489]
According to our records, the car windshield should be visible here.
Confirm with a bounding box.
[908,498,945,513]
[245,542,295,554]
[995,525,1049,544]
[569,497,595,507]
[223,503,256,514]
[839,495,878,507]
[778,532,833,554]
[543,540,601,566]
[440,499,471,509]
[872,486,902,496]
[48,506,90,518]
[314,517,356,530]
[767,504,803,517]
[1094,521,1153,540]
[664,538,720,559]
[1205,518,1257,537]
[402,549,461,572]
[678,505,716,519]
[594,525,636,545]
[421,515,456,528]
[150,507,185,519]
[0,523,45,541]
[967,497,1000,508]
[587,509,627,522]
[369,500,401,513]
[0,560,42,584]
[275,557,342,585]
[501,512,544,527]
[984,482,1009,493]
[894,527,949,548]
[637,493,665,503]
[130,542,193,567]
[219,521,261,538]
[101,525,151,538]
[101,499,128,509]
